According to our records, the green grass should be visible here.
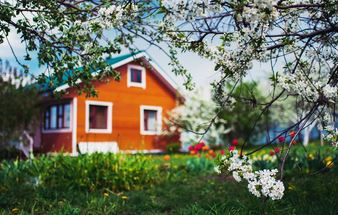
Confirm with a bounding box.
[1,171,337,214]
[0,145,337,214]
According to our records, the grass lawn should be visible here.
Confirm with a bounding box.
[0,145,337,214]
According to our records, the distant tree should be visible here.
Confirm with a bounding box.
[215,82,269,144]
[0,60,39,158]
[165,90,231,149]
[271,97,319,146]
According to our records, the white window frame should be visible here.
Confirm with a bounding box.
[140,105,162,135]
[85,100,113,134]
[42,102,72,133]
[127,64,146,89]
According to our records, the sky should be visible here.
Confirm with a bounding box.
[0,29,272,99]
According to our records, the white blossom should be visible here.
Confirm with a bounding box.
[232,171,242,182]
[215,150,285,200]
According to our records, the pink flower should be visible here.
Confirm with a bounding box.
[220,149,225,155]
[278,136,285,143]
[231,138,239,146]
[229,145,236,151]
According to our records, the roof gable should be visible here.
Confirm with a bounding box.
[52,51,179,96]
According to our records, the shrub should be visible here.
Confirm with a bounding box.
[185,157,214,173]
[166,142,181,153]
[0,153,162,192]
[0,146,23,160]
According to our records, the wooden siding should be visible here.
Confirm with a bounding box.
[40,132,72,152]
[40,59,178,153]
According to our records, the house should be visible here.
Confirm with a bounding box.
[34,51,181,155]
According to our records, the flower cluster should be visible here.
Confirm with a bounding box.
[240,0,278,25]
[188,141,208,154]
[162,0,222,22]
[188,141,219,158]
[322,126,338,147]
[215,150,285,200]
[247,169,285,200]
[278,73,337,102]
[228,138,239,152]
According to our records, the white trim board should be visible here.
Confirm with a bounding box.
[140,105,162,135]
[78,141,119,154]
[85,100,113,134]
[72,97,78,156]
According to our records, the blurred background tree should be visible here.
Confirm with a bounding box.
[0,60,40,158]
[165,89,231,150]
[214,81,270,145]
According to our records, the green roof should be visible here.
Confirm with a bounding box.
[38,51,144,92]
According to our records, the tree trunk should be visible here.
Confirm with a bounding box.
[301,118,317,146]
[302,122,316,146]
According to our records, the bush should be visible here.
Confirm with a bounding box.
[0,153,161,192]
[166,142,181,153]
[185,157,214,173]
[0,146,23,160]
[250,144,337,175]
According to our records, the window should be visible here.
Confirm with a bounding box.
[43,102,71,131]
[127,65,146,88]
[85,101,112,133]
[89,105,108,129]
[144,110,157,131]
[140,105,162,135]
[130,68,142,83]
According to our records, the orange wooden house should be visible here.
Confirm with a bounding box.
[33,51,181,155]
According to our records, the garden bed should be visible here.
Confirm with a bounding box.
[0,143,337,214]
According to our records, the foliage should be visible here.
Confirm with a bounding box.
[216,82,269,143]
[0,146,23,161]
[165,142,181,154]
[0,60,40,147]
[0,147,337,214]
[0,0,195,96]
[158,0,337,147]
[185,156,214,173]
[250,143,337,176]
[0,153,161,192]
[166,90,229,148]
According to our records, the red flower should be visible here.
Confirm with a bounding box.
[188,145,194,151]
[292,140,297,145]
[274,147,280,154]
[229,145,236,152]
[220,149,225,155]
[194,143,204,151]
[289,131,296,138]
[278,136,285,143]
[269,150,275,156]
[231,138,239,146]
[199,141,206,147]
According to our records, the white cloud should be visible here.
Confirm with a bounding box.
[0,29,25,59]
